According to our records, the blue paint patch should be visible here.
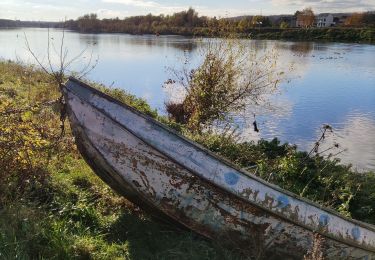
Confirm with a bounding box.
[224,172,239,186]
[181,194,194,207]
[339,249,348,257]
[319,214,330,227]
[351,227,361,240]
[277,195,289,209]
[206,190,213,199]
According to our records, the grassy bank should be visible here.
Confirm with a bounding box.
[248,27,375,43]
[66,26,375,44]
[1,61,374,259]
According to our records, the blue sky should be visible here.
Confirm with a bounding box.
[1,0,374,21]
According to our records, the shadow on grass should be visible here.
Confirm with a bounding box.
[107,210,243,260]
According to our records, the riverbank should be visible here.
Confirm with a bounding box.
[64,26,375,44]
[178,27,375,44]
[2,25,374,44]
[245,27,375,43]
[1,61,374,258]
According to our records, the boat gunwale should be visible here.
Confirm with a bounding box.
[63,77,375,248]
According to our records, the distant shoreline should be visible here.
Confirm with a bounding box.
[240,27,375,44]
[1,26,374,44]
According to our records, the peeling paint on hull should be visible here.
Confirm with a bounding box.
[63,78,375,259]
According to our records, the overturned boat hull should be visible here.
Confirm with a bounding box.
[63,78,375,259]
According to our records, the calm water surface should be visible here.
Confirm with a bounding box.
[1,28,374,171]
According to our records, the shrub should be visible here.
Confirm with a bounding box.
[166,38,285,132]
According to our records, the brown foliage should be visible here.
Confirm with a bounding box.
[345,13,365,27]
[297,8,315,28]
[165,102,189,124]
[0,63,72,199]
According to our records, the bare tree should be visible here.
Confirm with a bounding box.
[24,24,98,90]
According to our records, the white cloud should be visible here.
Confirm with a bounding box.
[96,8,129,18]
[195,6,257,17]
[271,0,375,13]
[102,0,159,8]
[100,0,192,16]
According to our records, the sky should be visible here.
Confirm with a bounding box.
[1,0,375,21]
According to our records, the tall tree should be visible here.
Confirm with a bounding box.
[238,18,251,32]
[345,13,364,27]
[251,16,271,28]
[77,13,100,33]
[296,8,315,28]
[363,12,375,27]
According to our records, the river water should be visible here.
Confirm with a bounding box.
[1,28,374,171]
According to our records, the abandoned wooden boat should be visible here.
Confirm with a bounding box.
[62,77,375,259]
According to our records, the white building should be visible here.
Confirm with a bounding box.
[316,14,334,27]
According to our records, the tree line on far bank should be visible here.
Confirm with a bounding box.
[61,8,375,35]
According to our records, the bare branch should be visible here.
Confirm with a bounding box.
[24,32,50,76]
[24,22,98,87]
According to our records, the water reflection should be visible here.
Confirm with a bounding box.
[77,33,199,52]
[274,41,326,54]
[78,33,100,46]
[226,91,295,146]
[290,42,314,55]
[308,113,375,171]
